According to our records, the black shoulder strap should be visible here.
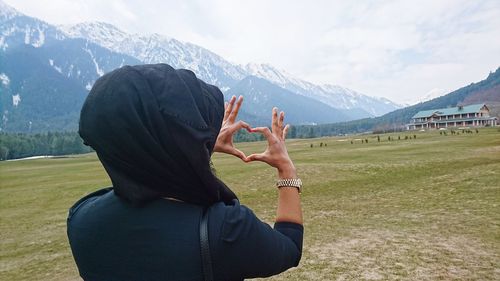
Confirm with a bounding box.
[200,208,214,281]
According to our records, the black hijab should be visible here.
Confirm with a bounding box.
[79,64,237,206]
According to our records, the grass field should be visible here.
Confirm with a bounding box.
[1,128,499,280]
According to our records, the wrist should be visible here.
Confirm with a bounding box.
[277,162,297,179]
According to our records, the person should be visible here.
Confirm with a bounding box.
[67,64,303,281]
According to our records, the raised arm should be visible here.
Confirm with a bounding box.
[246,107,303,225]
[210,107,303,280]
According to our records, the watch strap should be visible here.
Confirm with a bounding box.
[276,178,302,193]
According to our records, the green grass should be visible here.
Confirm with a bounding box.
[1,128,499,280]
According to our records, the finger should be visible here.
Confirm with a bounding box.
[271,107,279,134]
[224,96,236,121]
[283,124,290,140]
[228,120,251,133]
[251,126,273,139]
[245,153,266,162]
[278,111,285,136]
[228,96,243,123]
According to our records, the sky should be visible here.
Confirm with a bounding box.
[5,0,500,104]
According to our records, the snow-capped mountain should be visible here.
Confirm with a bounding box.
[0,0,138,89]
[0,0,19,22]
[0,2,65,51]
[59,22,401,116]
[59,22,247,90]
[243,63,402,117]
[0,0,402,133]
[226,76,350,125]
[0,1,141,132]
[403,88,448,106]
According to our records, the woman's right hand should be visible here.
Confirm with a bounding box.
[246,107,297,178]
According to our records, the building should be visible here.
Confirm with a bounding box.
[406,103,498,130]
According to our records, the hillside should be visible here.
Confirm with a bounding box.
[0,39,140,132]
[299,67,500,136]
[226,76,350,125]
[375,67,500,128]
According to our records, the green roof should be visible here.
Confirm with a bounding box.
[412,104,486,119]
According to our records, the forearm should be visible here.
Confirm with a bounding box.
[275,164,303,225]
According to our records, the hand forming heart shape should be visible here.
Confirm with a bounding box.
[214,95,294,174]
[213,95,252,161]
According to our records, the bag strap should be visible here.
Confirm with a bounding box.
[200,208,214,281]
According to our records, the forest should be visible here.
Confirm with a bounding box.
[0,127,334,160]
[0,132,92,160]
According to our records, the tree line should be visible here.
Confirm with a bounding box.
[0,122,412,161]
[1,125,324,160]
[0,132,93,160]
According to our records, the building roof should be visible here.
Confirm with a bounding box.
[412,104,487,119]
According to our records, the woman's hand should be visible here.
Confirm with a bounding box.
[246,107,296,178]
[213,95,251,161]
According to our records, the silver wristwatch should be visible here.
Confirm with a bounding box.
[276,178,302,193]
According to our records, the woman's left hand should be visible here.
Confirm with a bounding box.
[213,95,251,161]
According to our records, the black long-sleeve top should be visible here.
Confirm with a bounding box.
[67,188,303,281]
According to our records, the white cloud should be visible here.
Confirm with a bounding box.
[4,0,500,103]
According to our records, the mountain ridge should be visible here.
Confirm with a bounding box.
[226,75,350,125]
[57,19,400,116]
[243,63,402,117]
[0,0,402,133]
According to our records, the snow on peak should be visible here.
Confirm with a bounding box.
[1,1,56,49]
[242,63,400,116]
[82,47,104,76]
[32,26,45,47]
[421,88,447,102]
[59,21,247,87]
[0,0,20,21]
[243,63,314,91]
[61,21,128,38]
[403,88,448,105]
[10,7,400,117]
[59,21,128,50]
[0,73,10,86]
[48,59,62,73]
[375,96,403,108]
[12,94,21,107]
[244,63,291,85]
[321,84,363,98]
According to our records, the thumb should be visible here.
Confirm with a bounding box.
[245,153,266,163]
[231,148,247,162]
